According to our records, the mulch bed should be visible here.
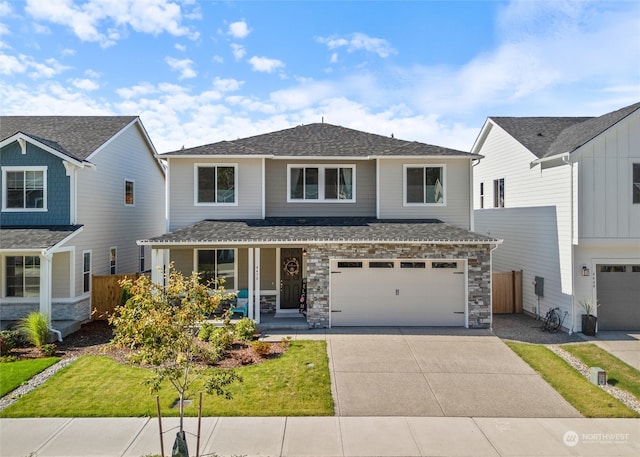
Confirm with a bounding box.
[9,320,285,368]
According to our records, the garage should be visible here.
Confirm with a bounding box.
[596,264,640,331]
[330,258,466,326]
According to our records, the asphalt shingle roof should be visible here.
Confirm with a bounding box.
[0,226,83,250]
[0,116,138,161]
[140,218,499,245]
[489,101,640,159]
[162,123,478,158]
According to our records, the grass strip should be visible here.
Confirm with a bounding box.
[563,343,640,400]
[0,340,333,417]
[0,357,60,397]
[506,342,638,418]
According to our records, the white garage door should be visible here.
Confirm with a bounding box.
[330,259,466,326]
[596,264,640,331]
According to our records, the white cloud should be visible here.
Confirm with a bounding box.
[0,53,69,78]
[248,56,285,73]
[212,54,224,64]
[174,43,186,52]
[24,0,198,48]
[228,20,250,39]
[230,43,246,61]
[165,56,197,79]
[317,32,396,58]
[212,77,243,92]
[71,78,100,91]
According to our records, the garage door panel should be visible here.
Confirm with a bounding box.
[596,265,640,331]
[331,259,466,327]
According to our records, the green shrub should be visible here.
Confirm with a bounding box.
[208,327,233,349]
[198,322,215,341]
[41,343,57,357]
[0,330,24,355]
[17,312,50,348]
[234,318,257,341]
[0,355,18,363]
[251,340,271,356]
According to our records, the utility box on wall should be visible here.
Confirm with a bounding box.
[534,276,544,297]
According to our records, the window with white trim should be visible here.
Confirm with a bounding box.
[6,256,40,297]
[2,166,47,211]
[109,247,117,275]
[404,165,445,204]
[494,178,505,208]
[633,163,640,204]
[83,251,91,293]
[288,165,355,202]
[139,246,145,273]
[479,182,484,209]
[125,180,134,206]
[195,164,237,204]
[196,249,236,289]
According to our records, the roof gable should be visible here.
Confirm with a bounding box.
[0,116,139,162]
[163,123,477,158]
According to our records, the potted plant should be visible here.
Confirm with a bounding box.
[579,298,599,336]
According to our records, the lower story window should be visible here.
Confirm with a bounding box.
[6,256,40,297]
[197,249,236,289]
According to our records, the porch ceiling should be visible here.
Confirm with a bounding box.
[139,218,500,246]
[0,225,83,250]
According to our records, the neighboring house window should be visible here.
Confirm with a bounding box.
[110,247,117,275]
[493,178,505,208]
[6,256,40,297]
[479,182,484,209]
[633,164,640,204]
[196,249,236,289]
[2,166,47,211]
[139,246,145,273]
[195,164,237,204]
[404,165,445,205]
[125,180,134,206]
[288,165,355,202]
[83,251,91,294]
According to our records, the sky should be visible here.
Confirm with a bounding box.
[0,0,638,154]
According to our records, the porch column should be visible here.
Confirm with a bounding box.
[254,248,261,324]
[39,251,53,325]
[248,248,254,320]
[150,248,170,285]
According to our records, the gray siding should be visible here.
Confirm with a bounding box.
[378,158,471,229]
[168,157,263,230]
[265,159,376,217]
[74,122,166,297]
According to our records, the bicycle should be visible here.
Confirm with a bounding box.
[541,307,567,332]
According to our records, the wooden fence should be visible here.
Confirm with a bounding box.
[91,273,140,320]
[492,271,523,314]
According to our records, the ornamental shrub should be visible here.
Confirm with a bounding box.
[17,312,50,348]
[234,318,257,342]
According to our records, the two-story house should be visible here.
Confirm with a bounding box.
[140,123,500,328]
[472,102,640,332]
[0,116,166,337]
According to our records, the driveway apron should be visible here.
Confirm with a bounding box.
[326,328,581,417]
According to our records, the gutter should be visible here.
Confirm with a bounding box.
[530,152,570,167]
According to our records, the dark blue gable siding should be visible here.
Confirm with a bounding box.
[0,141,71,225]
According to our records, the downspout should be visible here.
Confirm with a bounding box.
[489,242,501,331]
[562,155,575,334]
[470,158,482,231]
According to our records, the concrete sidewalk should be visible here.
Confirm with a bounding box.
[1,416,639,457]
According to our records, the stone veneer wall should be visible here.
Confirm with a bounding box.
[0,299,91,322]
[304,243,492,329]
[260,295,276,313]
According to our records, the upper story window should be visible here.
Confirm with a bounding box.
[195,164,237,205]
[494,178,505,208]
[2,166,47,211]
[83,251,92,294]
[633,163,640,204]
[288,165,355,202]
[479,182,484,209]
[404,165,445,205]
[125,180,135,206]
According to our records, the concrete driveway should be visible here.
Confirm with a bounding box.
[589,331,640,371]
[285,327,582,417]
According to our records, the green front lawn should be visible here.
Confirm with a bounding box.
[563,343,640,400]
[506,342,638,418]
[0,341,333,417]
[0,357,60,397]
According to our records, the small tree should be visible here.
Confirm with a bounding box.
[109,264,242,437]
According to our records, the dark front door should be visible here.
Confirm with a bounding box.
[281,248,303,309]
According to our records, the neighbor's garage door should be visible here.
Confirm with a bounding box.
[596,264,640,331]
[330,259,466,326]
